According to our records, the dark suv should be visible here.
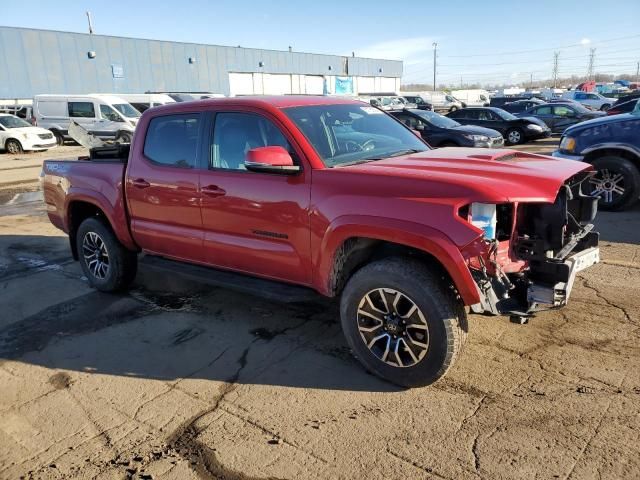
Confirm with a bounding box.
[553,103,640,210]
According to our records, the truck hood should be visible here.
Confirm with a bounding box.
[341,148,591,203]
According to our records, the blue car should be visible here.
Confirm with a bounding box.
[553,102,640,210]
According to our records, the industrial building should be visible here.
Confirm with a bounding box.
[0,26,403,99]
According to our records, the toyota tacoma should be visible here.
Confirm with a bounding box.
[42,96,600,387]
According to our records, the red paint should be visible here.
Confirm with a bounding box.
[42,96,593,306]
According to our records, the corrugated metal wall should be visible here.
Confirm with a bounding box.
[0,26,403,98]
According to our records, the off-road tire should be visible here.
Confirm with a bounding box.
[340,257,467,388]
[76,217,137,292]
[589,156,640,211]
[506,128,524,145]
[5,139,23,154]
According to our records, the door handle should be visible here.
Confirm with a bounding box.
[131,178,150,189]
[201,185,226,197]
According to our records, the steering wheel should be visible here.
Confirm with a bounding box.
[361,139,376,151]
[344,140,364,152]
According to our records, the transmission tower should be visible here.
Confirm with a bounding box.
[552,52,559,88]
[587,48,596,80]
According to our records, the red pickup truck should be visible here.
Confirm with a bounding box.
[42,96,600,387]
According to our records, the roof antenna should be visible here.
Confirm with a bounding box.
[86,11,94,34]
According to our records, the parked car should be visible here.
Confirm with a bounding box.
[390,109,504,148]
[399,93,433,111]
[489,96,529,107]
[113,94,176,113]
[611,92,640,108]
[561,91,613,111]
[33,94,141,144]
[403,91,463,113]
[606,98,639,116]
[548,98,595,110]
[553,102,640,210]
[447,107,551,144]
[517,102,605,133]
[0,113,57,154]
[41,96,600,387]
[500,98,547,114]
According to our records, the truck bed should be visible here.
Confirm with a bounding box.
[42,148,129,235]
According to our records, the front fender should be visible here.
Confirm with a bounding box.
[314,215,481,305]
[64,188,138,251]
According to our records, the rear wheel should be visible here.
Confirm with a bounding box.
[588,156,640,211]
[5,139,23,154]
[52,130,64,146]
[506,128,524,145]
[340,257,467,388]
[76,217,138,292]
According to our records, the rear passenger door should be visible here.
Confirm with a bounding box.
[126,112,205,262]
[530,105,554,129]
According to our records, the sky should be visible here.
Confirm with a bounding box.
[2,0,639,86]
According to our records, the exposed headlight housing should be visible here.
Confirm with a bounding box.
[526,124,543,131]
[469,203,497,240]
[559,136,576,153]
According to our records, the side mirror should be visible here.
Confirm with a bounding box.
[245,146,300,175]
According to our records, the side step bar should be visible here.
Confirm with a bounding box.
[140,255,319,304]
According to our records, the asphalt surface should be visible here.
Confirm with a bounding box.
[0,142,639,480]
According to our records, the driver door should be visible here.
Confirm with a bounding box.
[199,110,312,285]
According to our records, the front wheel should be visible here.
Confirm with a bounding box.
[340,258,467,388]
[76,217,138,292]
[506,128,524,145]
[449,105,458,112]
[588,156,640,211]
[115,131,132,144]
[600,104,611,111]
[5,139,23,154]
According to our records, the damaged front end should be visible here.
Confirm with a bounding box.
[461,171,600,318]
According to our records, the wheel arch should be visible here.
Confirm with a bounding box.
[65,193,138,259]
[317,217,481,306]
[583,147,640,171]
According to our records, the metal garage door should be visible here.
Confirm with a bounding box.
[229,73,254,96]
[304,76,324,94]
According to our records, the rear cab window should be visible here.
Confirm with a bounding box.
[143,113,201,168]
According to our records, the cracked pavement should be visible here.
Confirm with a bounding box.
[1,145,639,479]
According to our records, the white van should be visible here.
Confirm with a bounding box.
[33,94,141,144]
[112,93,175,113]
[401,91,463,113]
[450,89,490,107]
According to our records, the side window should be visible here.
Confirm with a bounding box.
[449,109,465,119]
[68,102,96,118]
[477,110,493,120]
[99,104,122,122]
[535,106,552,115]
[143,113,200,168]
[553,106,573,117]
[575,93,587,100]
[211,112,292,171]
[588,94,600,100]
[395,114,418,129]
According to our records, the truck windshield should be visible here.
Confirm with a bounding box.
[113,103,141,118]
[283,104,429,167]
[0,115,31,129]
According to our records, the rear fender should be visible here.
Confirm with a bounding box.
[315,215,481,305]
[64,188,138,251]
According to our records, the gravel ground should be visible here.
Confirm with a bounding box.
[0,142,639,480]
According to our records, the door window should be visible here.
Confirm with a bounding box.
[99,104,123,122]
[534,106,552,115]
[553,106,574,117]
[477,110,494,120]
[68,102,96,118]
[575,93,587,100]
[143,113,201,168]
[211,112,292,171]
[395,114,419,129]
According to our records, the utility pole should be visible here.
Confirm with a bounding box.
[530,73,533,89]
[432,42,437,91]
[86,11,94,34]
[587,48,596,80]
[552,51,559,88]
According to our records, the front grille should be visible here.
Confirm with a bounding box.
[38,133,54,140]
